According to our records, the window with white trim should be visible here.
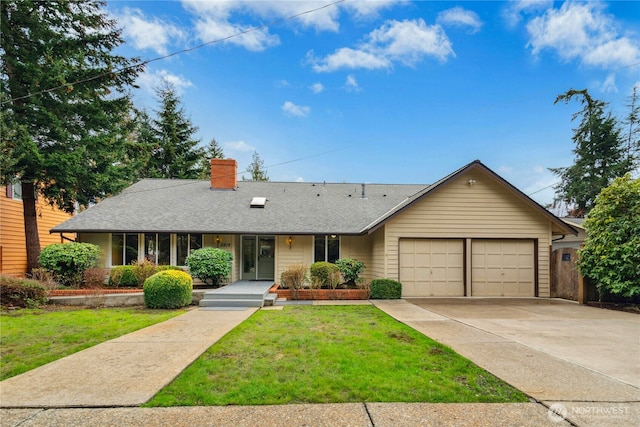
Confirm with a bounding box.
[111,233,139,266]
[144,233,170,265]
[314,235,340,263]
[176,233,203,265]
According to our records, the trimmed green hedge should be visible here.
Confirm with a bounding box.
[108,266,138,287]
[309,261,340,288]
[143,270,193,309]
[370,279,402,299]
[0,275,48,308]
[38,242,101,287]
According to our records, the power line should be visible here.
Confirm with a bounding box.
[528,181,559,196]
[2,0,345,105]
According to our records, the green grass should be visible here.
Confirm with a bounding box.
[146,306,527,406]
[0,306,184,380]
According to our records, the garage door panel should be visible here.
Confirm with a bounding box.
[472,240,534,297]
[400,239,464,297]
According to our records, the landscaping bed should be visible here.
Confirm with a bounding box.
[49,288,143,296]
[271,284,369,300]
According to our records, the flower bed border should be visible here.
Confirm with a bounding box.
[273,286,369,300]
[49,288,142,297]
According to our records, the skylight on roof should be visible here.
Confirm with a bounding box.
[250,197,267,208]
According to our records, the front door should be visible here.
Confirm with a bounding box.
[241,235,275,280]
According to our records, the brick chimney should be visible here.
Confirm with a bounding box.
[210,159,237,190]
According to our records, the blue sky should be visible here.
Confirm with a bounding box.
[106,0,640,208]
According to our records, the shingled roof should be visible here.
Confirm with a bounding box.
[52,179,427,235]
[51,160,577,236]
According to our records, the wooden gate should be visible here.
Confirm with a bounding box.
[550,248,579,300]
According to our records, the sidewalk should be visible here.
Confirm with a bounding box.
[0,307,257,407]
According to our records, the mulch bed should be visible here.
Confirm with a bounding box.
[587,301,640,314]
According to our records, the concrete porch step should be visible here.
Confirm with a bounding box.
[199,298,264,308]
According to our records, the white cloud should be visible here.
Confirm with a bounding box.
[309,48,391,72]
[345,0,403,19]
[181,0,345,51]
[295,176,305,183]
[309,19,454,72]
[275,80,290,88]
[597,73,618,93]
[225,140,255,152]
[282,101,311,117]
[526,2,640,69]
[437,7,483,34]
[136,69,193,94]
[116,8,185,55]
[533,165,545,174]
[502,0,553,28]
[310,82,325,94]
[193,17,279,52]
[345,75,360,92]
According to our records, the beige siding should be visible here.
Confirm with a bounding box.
[78,233,110,268]
[275,235,313,284]
[369,227,386,279]
[340,234,374,282]
[384,169,552,297]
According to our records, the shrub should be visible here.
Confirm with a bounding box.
[370,279,402,299]
[280,264,308,290]
[335,258,366,286]
[185,248,233,286]
[132,259,158,287]
[143,270,193,309]
[0,275,48,308]
[83,267,106,288]
[38,242,101,287]
[28,268,57,290]
[108,266,138,287]
[579,175,640,298]
[309,262,341,289]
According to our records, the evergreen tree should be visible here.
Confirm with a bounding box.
[147,83,204,179]
[243,151,269,181]
[622,86,640,172]
[550,89,632,216]
[0,0,143,271]
[198,138,225,179]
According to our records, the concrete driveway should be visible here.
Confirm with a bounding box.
[373,298,640,427]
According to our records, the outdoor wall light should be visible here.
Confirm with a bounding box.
[468,179,477,186]
[286,236,293,249]
[215,235,221,247]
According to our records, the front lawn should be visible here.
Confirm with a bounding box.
[146,305,527,406]
[0,306,184,380]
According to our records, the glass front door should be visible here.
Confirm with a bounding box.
[241,235,275,280]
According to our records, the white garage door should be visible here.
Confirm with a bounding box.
[471,240,534,297]
[400,239,464,297]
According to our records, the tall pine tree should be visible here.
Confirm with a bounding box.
[1,0,143,271]
[550,89,632,216]
[145,83,204,179]
[243,151,269,181]
[198,138,225,179]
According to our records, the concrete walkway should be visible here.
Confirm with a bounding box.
[372,298,640,427]
[1,299,638,426]
[0,307,258,407]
